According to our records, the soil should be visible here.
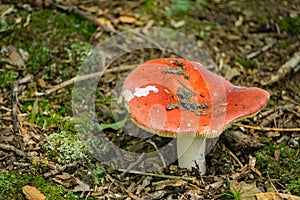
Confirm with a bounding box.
[0,0,299,199]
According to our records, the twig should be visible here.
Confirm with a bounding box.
[233,123,300,132]
[267,172,279,193]
[107,173,142,200]
[147,139,167,168]
[118,169,196,181]
[223,144,243,168]
[43,161,78,177]
[0,143,31,159]
[12,82,19,133]
[120,153,145,177]
[246,39,275,59]
[37,65,135,96]
[261,51,300,85]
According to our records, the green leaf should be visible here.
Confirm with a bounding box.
[99,117,127,130]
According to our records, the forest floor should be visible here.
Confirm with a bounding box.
[0,0,300,199]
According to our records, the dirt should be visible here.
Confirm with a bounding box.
[0,0,299,199]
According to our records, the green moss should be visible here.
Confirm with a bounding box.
[236,57,257,70]
[142,0,156,14]
[0,170,91,199]
[255,143,300,195]
[277,40,287,49]
[88,163,106,185]
[277,17,300,34]
[26,41,50,74]
[0,70,19,88]
[22,99,66,127]
[265,98,275,109]
[165,0,210,18]
[0,18,14,35]
[1,9,95,77]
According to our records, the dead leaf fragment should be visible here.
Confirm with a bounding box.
[72,177,91,192]
[235,15,243,27]
[37,79,46,88]
[55,172,72,180]
[96,17,106,26]
[22,185,46,200]
[119,16,136,23]
[6,45,25,68]
[170,19,186,28]
[226,34,241,40]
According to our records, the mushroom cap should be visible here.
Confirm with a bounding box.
[122,58,269,138]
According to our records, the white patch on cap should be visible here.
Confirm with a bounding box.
[123,85,159,102]
[134,85,158,97]
[123,90,134,102]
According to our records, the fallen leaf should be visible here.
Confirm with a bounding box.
[119,16,137,23]
[170,19,186,28]
[274,149,281,161]
[226,34,241,40]
[96,17,106,26]
[235,15,243,27]
[55,173,72,180]
[37,79,46,88]
[22,185,46,200]
[6,45,25,68]
[72,177,91,192]
[222,64,241,81]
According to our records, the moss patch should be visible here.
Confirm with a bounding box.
[255,143,300,195]
[0,170,91,200]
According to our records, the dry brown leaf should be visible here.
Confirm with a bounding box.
[235,15,243,27]
[96,17,106,26]
[226,34,241,40]
[274,149,281,161]
[119,16,136,23]
[170,19,186,28]
[22,185,46,200]
[83,6,100,13]
[6,45,25,68]
[72,177,91,192]
[55,173,72,180]
[37,79,46,88]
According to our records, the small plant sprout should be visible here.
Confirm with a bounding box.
[122,58,269,175]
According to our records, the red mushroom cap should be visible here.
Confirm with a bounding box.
[122,58,269,138]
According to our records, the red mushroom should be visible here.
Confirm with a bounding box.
[122,58,269,174]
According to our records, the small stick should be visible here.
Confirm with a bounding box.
[12,82,19,133]
[118,169,196,181]
[233,123,300,132]
[38,65,135,96]
[223,144,244,168]
[261,51,300,85]
[43,161,78,177]
[120,153,145,177]
[0,143,31,159]
[147,139,167,168]
[246,39,275,59]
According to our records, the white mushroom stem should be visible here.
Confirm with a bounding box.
[177,137,206,175]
